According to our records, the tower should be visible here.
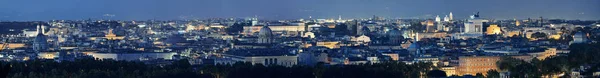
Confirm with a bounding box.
[449,12,453,21]
[539,16,543,27]
[258,24,273,44]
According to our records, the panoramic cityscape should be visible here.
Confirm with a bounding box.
[0,0,599,78]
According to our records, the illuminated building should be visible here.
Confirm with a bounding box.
[105,29,124,40]
[526,48,557,60]
[441,66,457,76]
[452,56,532,76]
[485,24,501,35]
[185,23,206,31]
[435,15,441,22]
[242,24,305,36]
[436,22,445,32]
[258,25,273,44]
[444,15,450,22]
[549,34,561,40]
[457,56,500,76]
[407,41,421,57]
[316,42,341,49]
[0,43,25,51]
[221,49,298,67]
[515,19,521,26]
[388,29,403,44]
[351,35,371,45]
[302,32,315,39]
[87,52,177,61]
[505,31,522,37]
[571,32,589,44]
[449,12,453,21]
[426,20,435,32]
[33,25,48,52]
[22,29,38,37]
[164,34,188,46]
[464,13,488,33]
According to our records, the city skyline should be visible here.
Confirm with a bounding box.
[0,0,599,21]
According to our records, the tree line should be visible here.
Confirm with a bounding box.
[492,43,600,78]
[0,57,440,78]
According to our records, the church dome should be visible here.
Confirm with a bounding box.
[165,34,186,44]
[407,42,420,52]
[573,32,586,39]
[572,32,588,44]
[33,25,48,51]
[34,33,47,43]
[259,25,272,37]
[361,26,370,32]
[388,29,402,37]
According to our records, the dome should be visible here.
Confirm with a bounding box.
[165,34,186,44]
[572,32,589,44]
[407,42,420,52]
[258,25,272,37]
[573,32,586,38]
[34,33,47,42]
[33,26,48,51]
[361,26,370,32]
[388,29,402,37]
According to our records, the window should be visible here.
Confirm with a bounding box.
[265,59,269,64]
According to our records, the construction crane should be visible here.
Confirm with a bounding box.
[0,38,9,52]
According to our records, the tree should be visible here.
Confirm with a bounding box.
[226,23,245,34]
[530,32,547,39]
[497,57,526,71]
[408,23,425,32]
[486,70,500,78]
[427,70,447,78]
[475,73,485,78]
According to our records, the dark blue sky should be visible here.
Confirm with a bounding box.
[0,0,598,20]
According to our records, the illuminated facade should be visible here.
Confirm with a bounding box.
[464,13,488,35]
[243,25,305,36]
[457,56,501,76]
[435,15,441,22]
[571,32,589,44]
[526,48,557,60]
[451,56,532,76]
[316,42,341,49]
[485,24,501,35]
[33,25,48,52]
[258,25,274,44]
[105,29,124,40]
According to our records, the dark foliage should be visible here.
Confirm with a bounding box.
[1,58,436,78]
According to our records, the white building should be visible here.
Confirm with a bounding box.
[221,54,298,67]
[87,52,177,61]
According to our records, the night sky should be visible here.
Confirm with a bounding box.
[0,0,598,20]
